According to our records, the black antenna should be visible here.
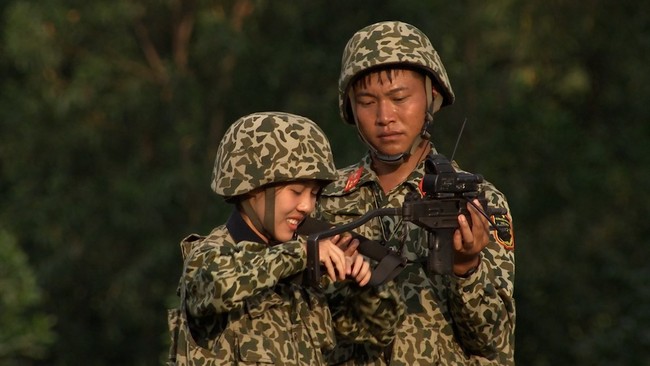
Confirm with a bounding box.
[446,118,510,241]
[449,118,467,162]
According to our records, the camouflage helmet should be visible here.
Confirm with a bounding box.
[211,112,337,199]
[338,21,456,124]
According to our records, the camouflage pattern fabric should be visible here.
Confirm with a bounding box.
[168,224,405,365]
[211,112,337,199]
[338,21,455,125]
[318,146,516,366]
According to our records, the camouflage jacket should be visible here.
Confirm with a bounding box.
[172,210,404,365]
[317,147,516,366]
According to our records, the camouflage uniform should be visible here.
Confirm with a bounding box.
[168,112,404,365]
[317,22,516,365]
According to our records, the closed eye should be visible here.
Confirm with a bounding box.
[356,98,375,107]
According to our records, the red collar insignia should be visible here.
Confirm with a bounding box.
[343,167,364,192]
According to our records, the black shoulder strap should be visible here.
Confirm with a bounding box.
[297,217,406,286]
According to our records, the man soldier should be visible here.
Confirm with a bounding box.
[318,21,516,365]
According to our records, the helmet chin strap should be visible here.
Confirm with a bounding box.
[240,186,278,244]
[350,76,443,165]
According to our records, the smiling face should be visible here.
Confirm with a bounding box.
[245,181,321,243]
[352,69,432,158]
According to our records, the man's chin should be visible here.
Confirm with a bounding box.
[373,147,407,159]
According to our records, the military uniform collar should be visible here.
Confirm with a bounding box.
[323,144,442,195]
[374,144,440,192]
[403,144,441,189]
[226,209,266,244]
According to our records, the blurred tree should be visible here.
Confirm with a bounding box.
[446,1,650,365]
[1,0,257,364]
[0,0,649,365]
[0,229,55,364]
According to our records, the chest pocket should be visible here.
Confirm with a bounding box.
[233,286,333,364]
[214,290,285,364]
[319,189,376,228]
[321,194,363,216]
[235,332,276,364]
[244,288,284,318]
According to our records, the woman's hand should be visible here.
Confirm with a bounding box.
[332,234,371,286]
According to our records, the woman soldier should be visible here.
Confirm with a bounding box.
[169,112,403,365]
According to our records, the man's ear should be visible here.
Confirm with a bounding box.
[431,90,443,114]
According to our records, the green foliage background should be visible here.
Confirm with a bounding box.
[0,0,648,365]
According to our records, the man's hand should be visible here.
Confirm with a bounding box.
[453,199,490,276]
